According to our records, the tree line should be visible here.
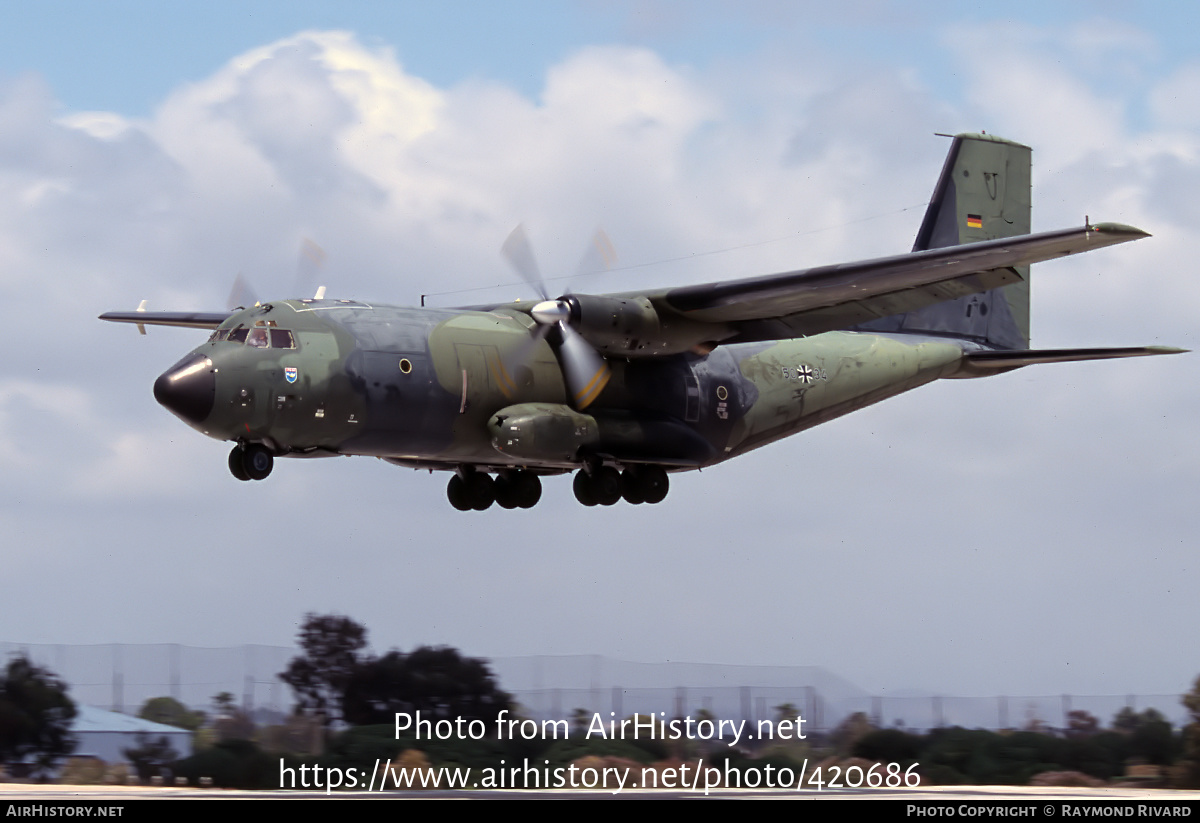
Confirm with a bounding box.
[4,614,1200,789]
[278,613,513,728]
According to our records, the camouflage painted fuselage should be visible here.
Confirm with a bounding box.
[166,297,972,474]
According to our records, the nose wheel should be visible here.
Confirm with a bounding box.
[229,444,274,481]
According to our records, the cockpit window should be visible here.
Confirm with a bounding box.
[218,325,296,348]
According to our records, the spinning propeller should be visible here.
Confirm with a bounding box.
[225,238,328,311]
[501,225,613,409]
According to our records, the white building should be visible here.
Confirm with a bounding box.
[70,705,193,764]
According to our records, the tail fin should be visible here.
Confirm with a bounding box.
[859,133,1032,348]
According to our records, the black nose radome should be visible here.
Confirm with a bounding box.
[154,353,215,425]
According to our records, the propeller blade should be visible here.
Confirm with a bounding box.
[497,321,554,398]
[500,226,612,409]
[501,223,547,300]
[226,273,259,311]
[295,237,326,298]
[576,227,618,276]
[558,323,611,409]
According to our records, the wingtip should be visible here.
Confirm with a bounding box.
[1090,221,1151,239]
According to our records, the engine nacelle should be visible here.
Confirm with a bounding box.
[489,403,599,462]
[563,294,661,356]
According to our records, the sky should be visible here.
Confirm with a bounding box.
[2,1,1198,705]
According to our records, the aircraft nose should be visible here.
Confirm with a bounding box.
[153,353,215,425]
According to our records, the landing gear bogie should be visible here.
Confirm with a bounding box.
[573,465,668,507]
[448,469,542,511]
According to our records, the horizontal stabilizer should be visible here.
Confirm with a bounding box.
[958,346,1187,376]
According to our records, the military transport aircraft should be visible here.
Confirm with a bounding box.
[101,133,1183,511]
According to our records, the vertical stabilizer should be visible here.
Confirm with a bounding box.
[858,133,1032,349]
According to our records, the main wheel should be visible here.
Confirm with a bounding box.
[241,444,274,481]
[228,446,250,481]
[511,471,542,509]
[592,466,622,506]
[621,468,645,504]
[493,475,519,509]
[639,466,669,504]
[447,475,471,511]
[464,472,495,511]
[573,471,597,506]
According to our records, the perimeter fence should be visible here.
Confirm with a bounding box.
[0,642,1188,733]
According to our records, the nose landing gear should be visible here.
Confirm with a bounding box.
[228,444,274,481]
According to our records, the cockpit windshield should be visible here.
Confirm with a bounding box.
[208,327,296,348]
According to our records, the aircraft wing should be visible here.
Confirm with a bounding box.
[646,222,1146,341]
[99,310,232,331]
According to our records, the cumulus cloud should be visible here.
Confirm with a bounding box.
[1149,62,1200,130]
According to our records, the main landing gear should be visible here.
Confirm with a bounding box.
[447,469,542,511]
[573,465,668,507]
[228,443,274,481]
[443,465,668,511]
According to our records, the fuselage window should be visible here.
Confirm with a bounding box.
[228,328,249,344]
[270,329,296,349]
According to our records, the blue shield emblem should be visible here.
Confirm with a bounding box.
[284,367,298,384]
